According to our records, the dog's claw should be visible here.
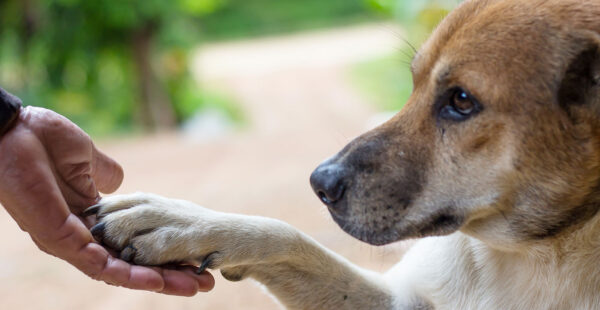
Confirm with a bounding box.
[83,204,102,217]
[90,223,106,242]
[196,252,219,274]
[120,245,137,262]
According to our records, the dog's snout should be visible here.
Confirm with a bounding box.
[310,162,347,206]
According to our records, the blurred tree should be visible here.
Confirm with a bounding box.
[366,0,460,44]
[351,0,461,113]
[198,0,376,40]
[0,0,380,134]
[0,0,222,132]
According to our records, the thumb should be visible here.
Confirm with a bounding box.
[91,146,124,194]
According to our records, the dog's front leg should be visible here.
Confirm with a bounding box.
[86,193,396,310]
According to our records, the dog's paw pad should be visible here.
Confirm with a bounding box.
[221,266,249,282]
[120,245,138,262]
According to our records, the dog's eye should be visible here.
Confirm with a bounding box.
[453,90,474,114]
[439,88,480,121]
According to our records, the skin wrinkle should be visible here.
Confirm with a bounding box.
[55,214,91,248]
[94,248,115,281]
[15,164,72,234]
[26,107,100,205]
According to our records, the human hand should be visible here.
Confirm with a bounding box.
[0,103,214,295]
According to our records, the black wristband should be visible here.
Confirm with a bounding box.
[0,87,22,137]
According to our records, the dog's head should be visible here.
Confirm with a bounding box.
[311,0,600,247]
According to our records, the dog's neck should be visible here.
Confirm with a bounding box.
[551,202,600,254]
[455,215,600,308]
[463,202,600,261]
[461,200,600,257]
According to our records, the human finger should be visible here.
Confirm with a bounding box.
[91,146,124,194]
[156,268,215,296]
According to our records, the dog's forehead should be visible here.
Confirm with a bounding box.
[412,0,505,81]
[411,0,589,100]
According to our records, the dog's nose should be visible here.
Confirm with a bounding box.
[310,162,347,205]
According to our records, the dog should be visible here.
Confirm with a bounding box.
[84,0,600,308]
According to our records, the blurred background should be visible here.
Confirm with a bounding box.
[0,0,458,309]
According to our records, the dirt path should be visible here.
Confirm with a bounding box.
[0,23,412,310]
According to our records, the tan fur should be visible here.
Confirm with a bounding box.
[90,1,600,309]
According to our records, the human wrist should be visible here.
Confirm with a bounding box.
[0,87,22,137]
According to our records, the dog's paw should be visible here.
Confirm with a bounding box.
[85,193,225,272]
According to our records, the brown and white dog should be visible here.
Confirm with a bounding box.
[85,0,600,308]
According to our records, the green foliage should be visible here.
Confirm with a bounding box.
[376,0,459,44]
[197,0,378,40]
[0,0,380,135]
[0,0,228,135]
[350,51,413,112]
[350,0,460,112]
[365,0,396,14]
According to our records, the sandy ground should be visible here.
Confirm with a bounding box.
[0,23,413,310]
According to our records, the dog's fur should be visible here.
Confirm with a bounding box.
[88,0,600,308]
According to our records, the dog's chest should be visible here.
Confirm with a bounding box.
[451,265,600,310]
[454,243,600,309]
[389,234,600,310]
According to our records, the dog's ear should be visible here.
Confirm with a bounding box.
[557,31,600,113]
